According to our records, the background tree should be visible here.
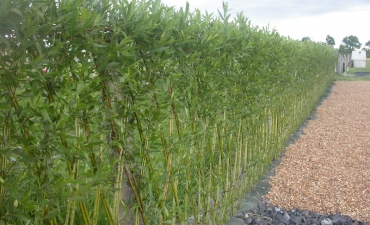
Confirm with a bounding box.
[301,36,312,42]
[365,40,370,47]
[326,35,335,47]
[362,40,370,58]
[338,44,349,54]
[342,35,361,52]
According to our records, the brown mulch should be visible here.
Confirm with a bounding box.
[266,81,370,222]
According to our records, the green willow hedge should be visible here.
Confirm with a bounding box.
[0,0,337,224]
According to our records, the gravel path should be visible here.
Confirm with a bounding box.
[228,81,370,225]
[266,81,370,222]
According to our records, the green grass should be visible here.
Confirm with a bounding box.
[335,58,370,81]
[348,58,370,74]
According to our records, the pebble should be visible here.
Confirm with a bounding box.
[227,200,370,225]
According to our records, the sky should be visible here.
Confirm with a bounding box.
[160,0,370,49]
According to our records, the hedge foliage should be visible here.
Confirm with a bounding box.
[0,0,337,224]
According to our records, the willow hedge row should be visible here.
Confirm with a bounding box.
[0,0,337,224]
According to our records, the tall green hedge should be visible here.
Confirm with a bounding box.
[0,0,337,224]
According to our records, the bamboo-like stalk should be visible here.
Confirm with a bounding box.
[79,201,91,225]
[221,152,230,219]
[184,142,194,223]
[0,119,8,198]
[63,139,77,224]
[100,193,115,225]
[92,186,101,225]
[0,155,5,196]
[243,124,249,192]
[48,218,57,225]
[172,178,179,225]
[82,112,97,174]
[205,167,212,223]
[113,151,123,224]
[64,188,74,225]
[196,171,202,222]
[5,85,19,110]
[164,83,174,201]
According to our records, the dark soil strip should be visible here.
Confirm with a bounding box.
[229,199,369,225]
[354,72,370,77]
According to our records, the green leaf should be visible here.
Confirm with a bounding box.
[10,7,23,17]
[14,213,30,222]
[40,109,51,122]
[93,14,102,26]
[120,51,134,57]
[0,36,10,49]
[152,47,169,53]
[93,43,107,48]
[0,103,11,110]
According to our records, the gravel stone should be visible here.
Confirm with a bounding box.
[266,81,370,222]
[228,81,370,225]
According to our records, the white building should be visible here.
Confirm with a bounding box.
[351,51,366,68]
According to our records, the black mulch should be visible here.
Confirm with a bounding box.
[233,199,369,225]
[354,72,370,77]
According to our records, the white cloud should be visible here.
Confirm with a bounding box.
[269,5,370,47]
[160,0,370,47]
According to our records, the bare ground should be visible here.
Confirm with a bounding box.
[266,81,370,222]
